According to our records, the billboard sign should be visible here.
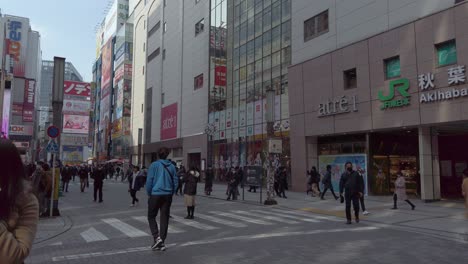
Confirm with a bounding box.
[22,79,35,122]
[215,66,226,86]
[5,16,29,77]
[9,124,33,136]
[63,115,89,134]
[12,103,23,116]
[64,81,91,97]
[101,39,113,92]
[63,99,91,115]
[62,146,83,162]
[61,134,88,146]
[161,103,178,140]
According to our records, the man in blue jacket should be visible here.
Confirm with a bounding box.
[146,147,178,251]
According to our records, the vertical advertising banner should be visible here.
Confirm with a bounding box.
[22,79,35,122]
[161,103,178,140]
[2,90,11,137]
[101,39,113,93]
[5,16,29,77]
[123,80,132,117]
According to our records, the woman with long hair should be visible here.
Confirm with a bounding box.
[0,139,39,263]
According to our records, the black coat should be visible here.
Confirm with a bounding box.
[128,173,145,191]
[184,170,200,195]
[322,170,332,188]
[339,170,364,195]
[93,168,105,182]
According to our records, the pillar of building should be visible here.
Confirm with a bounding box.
[289,114,308,191]
[418,127,441,201]
[306,137,318,171]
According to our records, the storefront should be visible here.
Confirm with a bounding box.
[289,5,468,200]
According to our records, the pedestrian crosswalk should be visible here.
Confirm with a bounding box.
[68,209,335,246]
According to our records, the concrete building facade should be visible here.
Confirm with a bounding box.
[289,0,468,200]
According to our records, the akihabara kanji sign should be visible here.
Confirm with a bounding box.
[419,65,468,103]
[64,81,91,97]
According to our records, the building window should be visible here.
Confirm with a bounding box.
[143,43,146,52]
[195,0,200,3]
[147,48,160,62]
[304,10,329,42]
[164,22,167,33]
[194,74,204,90]
[163,49,166,60]
[344,68,357,89]
[436,40,457,67]
[141,104,144,113]
[148,21,160,37]
[195,18,205,36]
[384,56,400,79]
[161,92,165,104]
[142,66,145,75]
[164,0,167,7]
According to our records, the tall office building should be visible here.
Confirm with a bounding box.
[130,0,210,167]
[37,60,85,162]
[207,0,291,180]
[0,14,42,163]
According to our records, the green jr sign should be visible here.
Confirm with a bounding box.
[378,78,410,110]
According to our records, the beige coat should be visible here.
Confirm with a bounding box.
[462,178,468,209]
[0,182,39,264]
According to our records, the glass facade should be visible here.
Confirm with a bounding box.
[208,0,291,181]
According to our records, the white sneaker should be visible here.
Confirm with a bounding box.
[363,211,370,215]
[130,204,135,207]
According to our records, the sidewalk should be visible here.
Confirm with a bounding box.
[199,183,468,241]
[34,215,72,245]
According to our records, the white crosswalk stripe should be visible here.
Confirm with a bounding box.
[80,227,109,243]
[171,215,219,230]
[270,209,339,222]
[196,214,247,228]
[101,218,148,238]
[132,216,185,233]
[252,210,320,223]
[233,210,300,224]
[210,211,273,225]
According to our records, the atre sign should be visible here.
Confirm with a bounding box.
[318,95,358,117]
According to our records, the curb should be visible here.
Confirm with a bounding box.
[33,214,74,245]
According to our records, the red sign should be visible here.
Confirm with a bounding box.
[161,103,178,140]
[64,81,91,97]
[12,103,23,116]
[215,66,226,86]
[23,79,35,122]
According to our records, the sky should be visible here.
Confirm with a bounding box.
[2,0,111,82]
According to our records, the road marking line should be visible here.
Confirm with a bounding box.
[132,216,185,233]
[210,211,273,225]
[252,210,320,223]
[270,208,340,222]
[179,226,379,246]
[233,210,300,224]
[101,218,148,238]
[52,227,379,261]
[196,214,247,228]
[171,215,219,230]
[80,227,109,243]
[49,242,63,246]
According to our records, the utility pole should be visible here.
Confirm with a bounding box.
[49,56,65,217]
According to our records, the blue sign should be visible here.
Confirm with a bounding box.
[46,140,59,154]
[47,125,60,138]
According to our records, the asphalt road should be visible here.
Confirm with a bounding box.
[28,179,468,264]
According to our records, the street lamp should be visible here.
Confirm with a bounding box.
[264,87,278,205]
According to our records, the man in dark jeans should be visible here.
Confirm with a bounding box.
[146,147,178,251]
[93,165,105,203]
[339,162,364,224]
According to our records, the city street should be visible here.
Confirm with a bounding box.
[28,180,468,264]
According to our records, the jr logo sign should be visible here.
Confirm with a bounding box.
[378,78,410,110]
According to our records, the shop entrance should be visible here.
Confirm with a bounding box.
[369,130,419,196]
[436,125,468,199]
[187,153,201,170]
